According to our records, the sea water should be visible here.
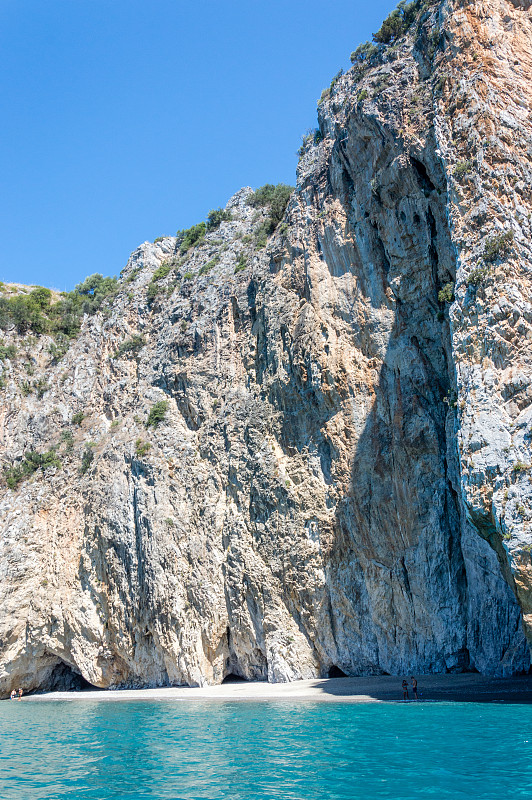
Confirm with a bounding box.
[1,699,532,799]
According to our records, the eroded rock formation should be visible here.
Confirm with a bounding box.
[1,0,531,695]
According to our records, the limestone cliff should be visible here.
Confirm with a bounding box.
[1,0,532,695]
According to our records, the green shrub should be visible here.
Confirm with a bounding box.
[435,73,449,93]
[60,429,74,452]
[438,283,454,303]
[114,334,145,359]
[152,261,172,282]
[47,333,69,363]
[135,439,152,457]
[513,461,530,473]
[317,88,330,105]
[254,222,271,249]
[176,222,206,254]
[5,448,61,489]
[0,274,117,338]
[234,255,247,274]
[124,267,142,284]
[146,282,159,302]
[357,89,369,103]
[70,274,118,315]
[350,42,378,63]
[71,412,85,426]
[153,236,166,243]
[373,0,420,44]
[297,133,312,157]
[329,69,344,93]
[249,184,293,244]
[198,256,219,276]
[0,343,17,360]
[146,400,168,429]
[249,184,292,217]
[165,281,179,297]
[297,128,323,156]
[0,289,51,335]
[454,160,474,180]
[206,208,232,230]
[34,378,49,399]
[31,286,53,306]
[466,265,490,287]
[183,272,194,281]
[79,447,94,475]
[483,231,514,263]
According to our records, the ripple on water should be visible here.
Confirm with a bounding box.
[1,700,532,799]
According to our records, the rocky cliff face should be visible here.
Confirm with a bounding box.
[1,0,532,696]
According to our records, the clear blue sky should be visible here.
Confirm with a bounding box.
[1,0,394,290]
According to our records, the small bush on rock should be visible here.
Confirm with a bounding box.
[199,257,219,276]
[135,439,152,457]
[79,446,94,475]
[114,334,145,359]
[61,429,74,452]
[249,184,293,245]
[177,222,206,254]
[466,265,490,287]
[372,0,420,44]
[0,343,17,360]
[146,400,168,429]
[5,449,61,489]
[206,208,232,230]
[438,283,454,303]
[152,262,172,282]
[234,255,247,274]
[350,42,378,63]
[483,231,514,263]
[454,160,474,181]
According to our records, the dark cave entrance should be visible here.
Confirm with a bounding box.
[328,665,348,678]
[222,672,249,683]
[39,660,96,693]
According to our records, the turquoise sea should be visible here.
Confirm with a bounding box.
[1,699,532,799]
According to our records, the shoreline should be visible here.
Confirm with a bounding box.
[17,673,532,704]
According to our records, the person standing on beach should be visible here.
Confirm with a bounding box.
[17,688,23,701]
[411,677,418,700]
[10,690,16,700]
[402,680,409,700]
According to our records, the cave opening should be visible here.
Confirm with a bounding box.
[328,665,348,678]
[40,660,96,693]
[222,672,249,683]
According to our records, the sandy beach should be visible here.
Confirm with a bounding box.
[19,673,532,704]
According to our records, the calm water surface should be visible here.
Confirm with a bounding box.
[1,699,531,799]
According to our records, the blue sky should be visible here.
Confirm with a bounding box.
[1,0,394,290]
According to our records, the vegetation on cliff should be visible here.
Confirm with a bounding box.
[0,274,118,338]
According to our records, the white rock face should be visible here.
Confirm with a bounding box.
[1,0,532,696]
